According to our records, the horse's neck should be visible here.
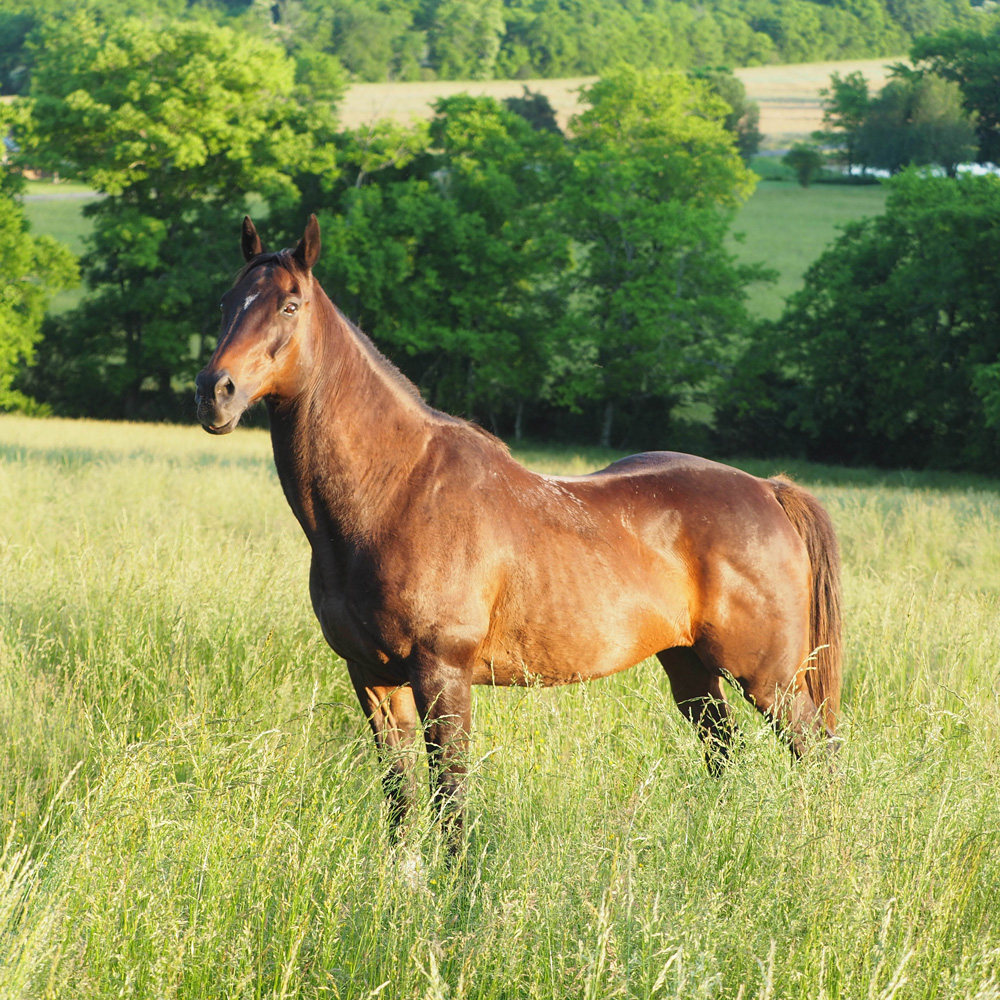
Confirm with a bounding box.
[267,294,434,541]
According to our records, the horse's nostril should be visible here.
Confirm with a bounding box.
[219,376,236,399]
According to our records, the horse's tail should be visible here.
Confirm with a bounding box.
[769,476,843,731]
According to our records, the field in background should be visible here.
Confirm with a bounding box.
[338,57,900,144]
[1,414,998,997]
[731,180,888,319]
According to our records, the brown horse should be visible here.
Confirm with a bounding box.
[195,215,842,841]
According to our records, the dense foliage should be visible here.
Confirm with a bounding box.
[909,22,1000,163]
[0,174,76,413]
[9,13,339,418]
[816,65,980,174]
[0,0,995,91]
[723,171,1000,471]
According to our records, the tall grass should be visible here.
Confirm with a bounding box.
[1,414,998,998]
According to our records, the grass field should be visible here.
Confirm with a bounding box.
[1,414,998,998]
[731,180,888,320]
[337,57,900,144]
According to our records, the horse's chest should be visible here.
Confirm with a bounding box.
[309,566,473,669]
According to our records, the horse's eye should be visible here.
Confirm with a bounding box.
[282,302,299,316]
[219,302,224,311]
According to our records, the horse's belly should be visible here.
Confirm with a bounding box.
[472,589,691,687]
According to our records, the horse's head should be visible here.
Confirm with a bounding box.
[195,215,321,434]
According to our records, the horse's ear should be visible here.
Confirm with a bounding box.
[241,216,264,262]
[293,214,321,272]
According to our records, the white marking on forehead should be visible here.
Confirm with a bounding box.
[242,292,259,312]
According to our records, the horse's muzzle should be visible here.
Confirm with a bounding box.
[195,367,242,434]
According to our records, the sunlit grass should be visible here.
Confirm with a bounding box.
[1,414,998,998]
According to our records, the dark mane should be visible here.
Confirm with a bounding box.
[232,248,510,455]
[337,310,509,451]
[231,249,298,287]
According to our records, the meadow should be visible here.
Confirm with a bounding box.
[1,413,998,998]
[730,180,888,320]
[336,57,898,143]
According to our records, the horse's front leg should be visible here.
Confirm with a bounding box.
[408,654,473,852]
[345,662,420,840]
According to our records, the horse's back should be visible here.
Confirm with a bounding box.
[551,451,790,543]
[556,451,813,633]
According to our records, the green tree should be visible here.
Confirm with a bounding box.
[691,67,764,163]
[910,24,1000,164]
[815,70,871,173]
[856,73,977,176]
[732,171,1000,470]
[11,12,338,417]
[426,0,504,79]
[783,142,825,186]
[0,10,34,95]
[324,0,424,81]
[0,173,77,410]
[0,0,191,94]
[503,86,561,134]
[563,66,763,446]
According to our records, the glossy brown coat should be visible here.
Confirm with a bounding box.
[195,217,842,838]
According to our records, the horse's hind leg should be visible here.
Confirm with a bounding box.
[699,631,830,760]
[657,647,738,775]
[742,667,830,758]
[346,662,420,839]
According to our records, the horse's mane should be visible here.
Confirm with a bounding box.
[235,250,509,454]
[343,312,510,453]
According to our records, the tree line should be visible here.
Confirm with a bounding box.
[2,9,764,446]
[0,0,993,94]
[3,11,1000,470]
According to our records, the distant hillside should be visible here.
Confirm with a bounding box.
[258,0,988,83]
[0,0,994,95]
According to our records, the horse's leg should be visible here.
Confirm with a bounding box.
[698,628,830,760]
[743,668,830,759]
[345,662,420,838]
[657,647,738,775]
[408,656,472,851]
